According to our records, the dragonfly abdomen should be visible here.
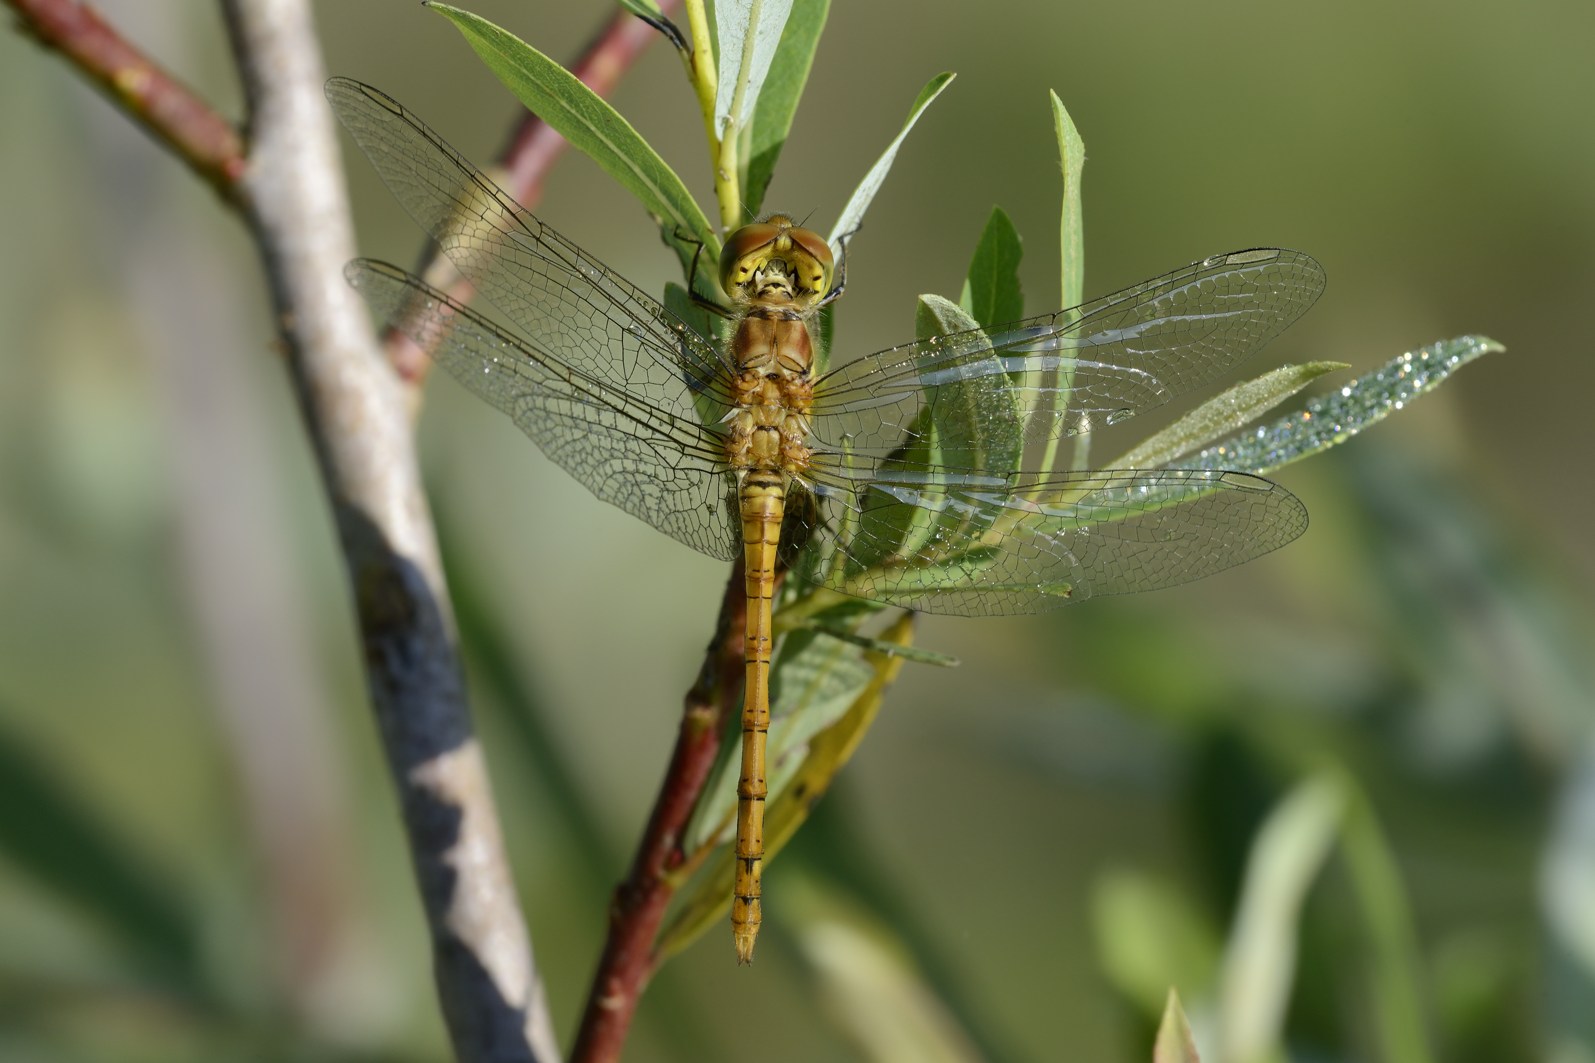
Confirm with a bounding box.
[732,470,784,963]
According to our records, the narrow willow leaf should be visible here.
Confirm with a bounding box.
[1218,774,1345,1063]
[1051,91,1085,313]
[1340,786,1437,1063]
[1154,990,1203,1063]
[661,614,914,957]
[744,0,831,216]
[1113,361,1349,470]
[429,4,715,253]
[790,881,986,1063]
[1092,870,1221,1019]
[714,0,794,142]
[804,622,959,666]
[1171,336,1502,476]
[1046,92,1086,475]
[827,72,956,252]
[958,205,1024,329]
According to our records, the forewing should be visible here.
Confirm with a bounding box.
[351,260,739,561]
[809,248,1324,463]
[795,465,1306,615]
[326,78,734,416]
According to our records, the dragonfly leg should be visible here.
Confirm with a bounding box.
[672,227,736,318]
[815,226,859,309]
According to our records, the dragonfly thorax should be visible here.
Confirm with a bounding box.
[726,312,815,477]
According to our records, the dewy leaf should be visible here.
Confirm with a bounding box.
[713,0,793,137]
[744,0,830,216]
[1154,990,1203,1063]
[1051,91,1085,313]
[429,3,715,251]
[827,72,956,253]
[959,205,1024,329]
[1113,361,1349,470]
[1171,336,1502,477]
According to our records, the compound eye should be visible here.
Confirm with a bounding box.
[785,226,834,296]
[718,223,779,291]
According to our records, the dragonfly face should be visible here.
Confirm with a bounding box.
[327,77,1323,963]
[719,214,835,310]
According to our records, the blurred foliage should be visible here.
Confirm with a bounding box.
[1,1,1591,1061]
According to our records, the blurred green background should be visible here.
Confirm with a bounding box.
[1,1,1592,1061]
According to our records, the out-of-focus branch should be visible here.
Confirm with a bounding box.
[4,0,245,201]
[571,564,750,1063]
[219,1,558,1060]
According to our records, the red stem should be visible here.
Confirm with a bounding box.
[5,0,246,201]
[571,562,747,1063]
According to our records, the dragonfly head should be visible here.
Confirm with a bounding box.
[719,215,833,309]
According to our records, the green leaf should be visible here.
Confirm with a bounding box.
[744,0,830,216]
[827,72,956,251]
[714,0,794,139]
[1217,773,1345,1063]
[1043,92,1086,475]
[850,407,941,571]
[958,205,1024,329]
[1154,990,1203,1063]
[1051,91,1085,313]
[1171,336,1502,476]
[1113,361,1349,470]
[428,3,715,258]
[801,622,960,666]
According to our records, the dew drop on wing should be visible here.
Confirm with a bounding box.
[1104,408,1134,426]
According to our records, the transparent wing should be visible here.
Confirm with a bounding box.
[809,249,1325,464]
[350,260,739,561]
[792,464,1306,615]
[326,77,735,414]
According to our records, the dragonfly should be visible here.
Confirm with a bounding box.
[327,77,1323,964]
